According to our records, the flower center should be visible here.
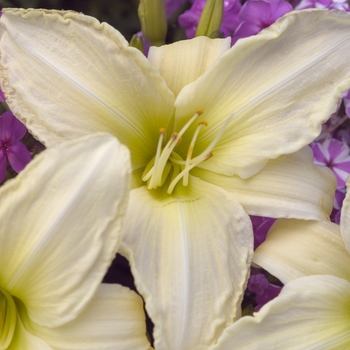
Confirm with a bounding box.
[142,110,231,194]
[0,289,16,348]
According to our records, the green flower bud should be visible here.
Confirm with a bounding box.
[196,0,224,37]
[138,0,167,46]
[129,34,145,54]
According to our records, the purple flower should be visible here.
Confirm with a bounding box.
[166,0,188,17]
[250,215,276,249]
[232,0,292,44]
[310,138,350,188]
[330,187,346,224]
[178,0,242,38]
[247,274,282,311]
[0,111,31,182]
[295,0,349,10]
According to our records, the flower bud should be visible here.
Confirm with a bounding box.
[138,0,167,46]
[196,0,224,37]
[129,34,145,54]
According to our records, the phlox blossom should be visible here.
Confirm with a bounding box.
[0,110,31,182]
[310,138,350,188]
[232,0,292,44]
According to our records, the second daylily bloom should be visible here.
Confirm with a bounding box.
[0,132,151,349]
[0,8,347,348]
[211,178,350,348]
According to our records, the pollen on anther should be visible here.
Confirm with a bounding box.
[159,128,166,135]
[198,120,208,126]
[171,132,178,140]
[205,152,213,160]
[197,109,204,115]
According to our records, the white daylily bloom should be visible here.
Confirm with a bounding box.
[212,275,350,349]
[215,179,350,349]
[0,133,150,349]
[0,8,348,349]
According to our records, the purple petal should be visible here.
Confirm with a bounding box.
[270,0,292,21]
[221,0,242,32]
[255,284,282,311]
[238,1,271,25]
[6,142,31,173]
[232,22,263,43]
[0,111,27,144]
[310,142,328,164]
[334,187,346,210]
[326,138,349,161]
[166,0,187,17]
[248,274,270,295]
[251,215,276,249]
[0,151,7,183]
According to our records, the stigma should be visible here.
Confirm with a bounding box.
[142,110,230,194]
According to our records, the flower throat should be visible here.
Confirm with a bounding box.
[141,110,231,194]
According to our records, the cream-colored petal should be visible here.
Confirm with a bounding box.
[192,147,335,220]
[0,8,175,169]
[213,275,350,350]
[29,284,152,350]
[119,177,253,350]
[0,133,131,327]
[253,219,350,284]
[174,10,350,178]
[148,37,230,97]
[340,177,350,254]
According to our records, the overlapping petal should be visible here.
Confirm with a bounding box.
[192,147,336,220]
[253,219,350,284]
[119,177,253,350]
[0,8,175,169]
[148,37,231,97]
[29,284,152,350]
[0,133,131,327]
[212,275,350,350]
[174,10,350,178]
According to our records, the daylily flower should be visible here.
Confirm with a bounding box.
[0,8,347,349]
[0,132,151,349]
[0,110,31,182]
[211,177,350,348]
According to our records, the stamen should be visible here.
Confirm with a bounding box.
[142,110,232,193]
[183,120,208,186]
[167,152,213,194]
[167,113,234,194]
[142,128,165,184]
[152,111,203,188]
